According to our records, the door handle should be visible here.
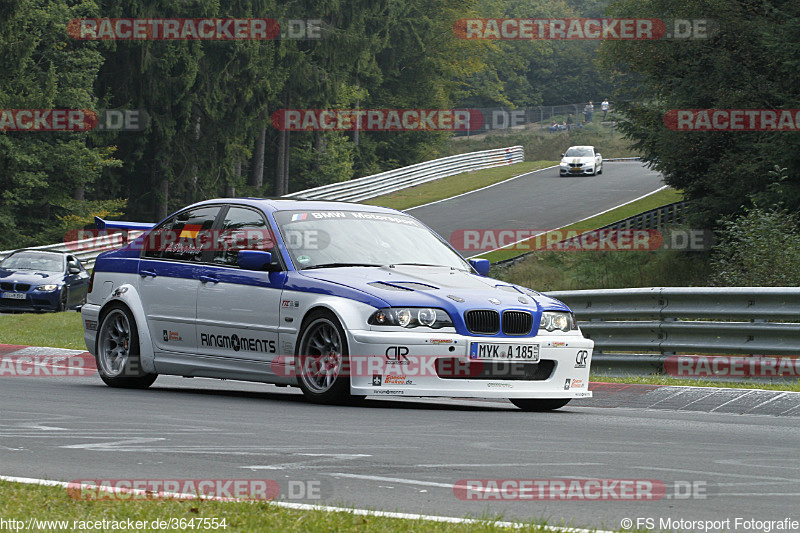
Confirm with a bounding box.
[140,269,157,278]
[199,275,219,284]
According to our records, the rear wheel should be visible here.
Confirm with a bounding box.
[96,304,157,389]
[510,398,571,411]
[296,310,352,404]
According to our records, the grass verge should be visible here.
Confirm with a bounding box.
[362,161,555,211]
[0,479,601,532]
[593,375,800,393]
[0,311,84,349]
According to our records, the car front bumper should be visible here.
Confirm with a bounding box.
[560,166,594,175]
[0,289,61,311]
[346,330,593,399]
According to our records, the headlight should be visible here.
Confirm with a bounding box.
[369,307,453,329]
[35,284,59,292]
[539,311,577,332]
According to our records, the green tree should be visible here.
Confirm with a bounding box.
[599,0,800,227]
[0,0,119,248]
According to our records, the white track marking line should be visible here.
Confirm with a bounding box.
[0,474,613,533]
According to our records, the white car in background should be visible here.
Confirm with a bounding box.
[560,145,603,176]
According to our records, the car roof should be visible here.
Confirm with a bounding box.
[566,145,595,150]
[182,197,405,216]
[7,249,68,256]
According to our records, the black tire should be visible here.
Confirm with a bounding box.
[56,287,68,312]
[295,310,352,405]
[510,398,571,411]
[95,303,157,389]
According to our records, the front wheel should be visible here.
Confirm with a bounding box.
[56,287,68,312]
[510,398,571,411]
[96,304,157,389]
[295,310,352,404]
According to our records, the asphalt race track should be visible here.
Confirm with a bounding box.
[2,165,798,532]
[408,161,665,255]
[1,373,798,532]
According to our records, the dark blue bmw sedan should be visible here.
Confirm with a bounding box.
[0,250,90,312]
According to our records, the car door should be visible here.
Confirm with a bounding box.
[65,255,90,306]
[195,205,286,362]
[139,205,223,355]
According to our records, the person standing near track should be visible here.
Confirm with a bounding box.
[584,101,594,123]
[601,99,610,120]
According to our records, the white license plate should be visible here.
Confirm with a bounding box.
[470,343,539,361]
[1,292,27,300]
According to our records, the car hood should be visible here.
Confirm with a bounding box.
[298,265,570,313]
[0,269,62,284]
[561,156,595,164]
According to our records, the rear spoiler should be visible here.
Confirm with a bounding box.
[94,216,155,232]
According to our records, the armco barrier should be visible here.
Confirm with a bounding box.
[545,288,800,377]
[285,146,524,202]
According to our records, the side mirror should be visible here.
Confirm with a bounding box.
[69,266,81,274]
[469,258,491,276]
[238,250,278,271]
[596,153,601,158]
[560,153,565,157]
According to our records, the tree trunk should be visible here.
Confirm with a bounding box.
[275,129,287,196]
[313,131,325,172]
[282,130,290,194]
[227,161,240,197]
[72,186,84,201]
[157,174,168,220]
[250,108,267,188]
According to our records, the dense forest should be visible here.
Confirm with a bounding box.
[0,0,614,248]
[1,0,798,250]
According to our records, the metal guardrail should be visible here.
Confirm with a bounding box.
[285,146,524,202]
[0,231,142,268]
[546,287,800,356]
[603,201,688,231]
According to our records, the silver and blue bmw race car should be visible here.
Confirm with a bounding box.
[82,198,593,410]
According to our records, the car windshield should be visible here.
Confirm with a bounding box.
[274,210,470,271]
[0,252,64,272]
[564,147,594,157]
